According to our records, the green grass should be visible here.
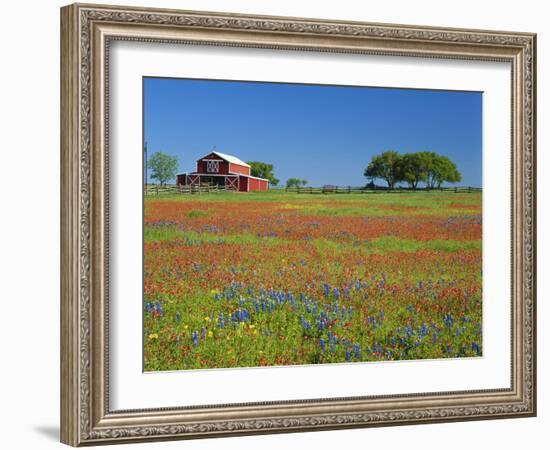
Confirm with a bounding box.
[145,190,481,214]
[145,227,480,254]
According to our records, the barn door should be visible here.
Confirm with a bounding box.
[188,174,200,186]
[225,176,238,190]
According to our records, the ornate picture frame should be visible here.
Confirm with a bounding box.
[60,3,536,446]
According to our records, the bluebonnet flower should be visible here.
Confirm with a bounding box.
[319,338,326,351]
[420,324,429,337]
[175,311,181,324]
[345,347,351,362]
[299,315,312,332]
[317,319,326,332]
[443,313,454,328]
[353,343,361,359]
[191,331,199,347]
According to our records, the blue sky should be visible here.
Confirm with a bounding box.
[143,77,482,187]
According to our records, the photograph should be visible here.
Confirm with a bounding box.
[142,77,483,372]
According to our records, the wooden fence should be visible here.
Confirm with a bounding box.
[144,184,228,195]
[284,186,482,194]
[145,184,481,196]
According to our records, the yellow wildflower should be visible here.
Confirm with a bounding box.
[208,331,213,338]
[148,333,158,340]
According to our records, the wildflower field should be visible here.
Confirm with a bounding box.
[144,191,482,371]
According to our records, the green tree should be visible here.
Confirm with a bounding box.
[435,155,462,188]
[286,178,308,188]
[246,161,280,186]
[400,152,428,189]
[364,150,403,189]
[422,152,462,189]
[148,151,178,186]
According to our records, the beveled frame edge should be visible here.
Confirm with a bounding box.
[60,2,536,446]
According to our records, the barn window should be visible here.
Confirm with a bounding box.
[206,160,219,173]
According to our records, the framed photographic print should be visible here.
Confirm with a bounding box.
[60,3,537,446]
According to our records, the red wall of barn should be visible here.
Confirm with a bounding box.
[248,178,269,192]
[229,163,250,176]
[238,176,248,192]
[176,174,186,185]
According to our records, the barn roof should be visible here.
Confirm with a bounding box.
[206,151,251,168]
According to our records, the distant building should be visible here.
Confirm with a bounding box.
[176,151,269,192]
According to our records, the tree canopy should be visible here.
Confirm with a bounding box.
[246,161,279,186]
[400,152,428,189]
[364,150,402,189]
[423,152,462,188]
[148,151,178,186]
[286,178,308,189]
[364,151,461,189]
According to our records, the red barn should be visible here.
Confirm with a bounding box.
[176,151,269,192]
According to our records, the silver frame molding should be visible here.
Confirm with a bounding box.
[60,3,536,446]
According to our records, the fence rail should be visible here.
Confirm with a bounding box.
[283,186,482,194]
[145,184,481,195]
[144,184,229,195]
